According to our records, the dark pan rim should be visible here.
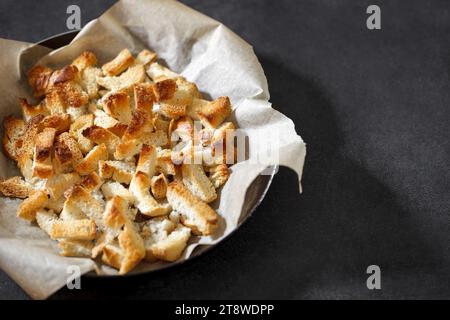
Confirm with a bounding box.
[38,31,278,278]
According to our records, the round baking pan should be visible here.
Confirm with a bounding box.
[38,31,278,276]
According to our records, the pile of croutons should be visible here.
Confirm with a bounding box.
[0,48,235,274]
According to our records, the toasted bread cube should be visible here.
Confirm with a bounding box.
[79,172,103,192]
[101,90,132,124]
[151,174,168,200]
[72,51,97,72]
[20,98,49,121]
[75,144,108,175]
[136,145,156,177]
[2,116,26,160]
[36,209,58,236]
[45,172,81,200]
[81,67,102,99]
[122,110,154,142]
[181,164,217,203]
[146,62,179,80]
[129,172,171,217]
[136,49,157,66]
[53,132,83,173]
[159,100,188,119]
[103,196,128,230]
[32,128,56,179]
[208,164,230,189]
[152,114,170,132]
[28,64,79,97]
[99,160,135,184]
[97,64,145,92]
[142,218,191,262]
[102,49,134,76]
[28,65,53,97]
[134,83,156,113]
[102,243,124,270]
[39,114,71,135]
[172,116,194,142]
[45,196,65,213]
[58,239,93,257]
[156,149,177,176]
[61,186,104,229]
[118,221,145,274]
[175,77,202,99]
[166,181,218,235]
[0,176,32,199]
[70,114,94,154]
[197,97,232,129]
[153,79,177,102]
[45,82,89,113]
[101,181,134,203]
[17,190,48,222]
[17,155,34,182]
[114,139,143,160]
[50,219,96,240]
[82,125,121,155]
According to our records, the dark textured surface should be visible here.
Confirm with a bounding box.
[0,0,449,299]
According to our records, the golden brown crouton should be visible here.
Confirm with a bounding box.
[102,243,124,270]
[28,65,53,97]
[39,114,71,135]
[101,181,134,203]
[75,144,108,175]
[99,160,135,184]
[136,145,156,177]
[20,98,49,121]
[0,176,32,199]
[197,96,232,129]
[136,49,157,66]
[45,82,89,113]
[103,196,128,230]
[151,174,168,200]
[121,109,154,142]
[53,132,83,173]
[45,172,81,200]
[97,64,145,92]
[101,90,132,124]
[166,181,218,235]
[32,128,56,179]
[58,240,93,257]
[156,149,177,176]
[208,164,230,189]
[50,219,97,240]
[153,78,177,102]
[118,221,145,274]
[17,190,48,222]
[134,83,155,113]
[129,171,171,217]
[2,115,26,160]
[175,77,202,99]
[141,218,191,262]
[102,49,134,76]
[146,62,179,80]
[72,51,97,71]
[69,114,94,154]
[36,209,58,236]
[181,164,217,203]
[79,172,103,192]
[61,185,104,228]
[82,125,121,155]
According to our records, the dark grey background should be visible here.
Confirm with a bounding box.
[0,0,449,299]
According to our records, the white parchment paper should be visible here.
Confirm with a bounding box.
[0,0,306,299]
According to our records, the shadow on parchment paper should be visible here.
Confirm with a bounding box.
[45,56,439,300]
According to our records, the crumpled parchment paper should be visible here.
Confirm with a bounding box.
[0,0,306,299]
